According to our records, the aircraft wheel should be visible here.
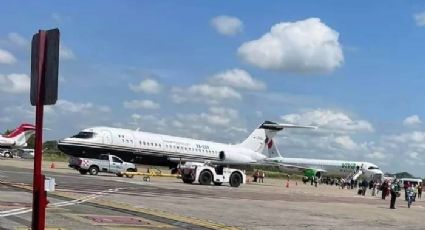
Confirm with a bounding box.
[88,166,99,175]
[199,170,213,185]
[229,172,242,187]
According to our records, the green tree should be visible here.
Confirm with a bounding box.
[26,135,35,149]
[3,129,12,135]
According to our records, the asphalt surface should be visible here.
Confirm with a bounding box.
[2,159,425,230]
[0,165,225,230]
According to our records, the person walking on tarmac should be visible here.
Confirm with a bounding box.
[390,179,401,209]
[381,180,389,200]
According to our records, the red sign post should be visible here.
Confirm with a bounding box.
[30,28,60,230]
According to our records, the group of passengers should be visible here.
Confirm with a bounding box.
[320,177,359,189]
[360,179,423,209]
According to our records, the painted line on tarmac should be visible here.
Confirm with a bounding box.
[0,185,122,217]
[51,188,121,207]
[0,208,30,215]
[0,180,239,230]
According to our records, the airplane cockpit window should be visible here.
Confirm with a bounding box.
[72,132,95,139]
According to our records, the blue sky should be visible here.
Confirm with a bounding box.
[1,1,425,176]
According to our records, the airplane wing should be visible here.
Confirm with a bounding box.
[278,163,327,173]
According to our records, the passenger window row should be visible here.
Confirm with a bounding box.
[117,134,218,155]
[139,141,161,148]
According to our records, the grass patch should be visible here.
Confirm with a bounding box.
[43,151,69,162]
[246,170,305,180]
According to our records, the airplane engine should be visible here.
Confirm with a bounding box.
[218,150,252,164]
[304,169,322,180]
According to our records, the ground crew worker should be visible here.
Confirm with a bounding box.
[390,179,401,209]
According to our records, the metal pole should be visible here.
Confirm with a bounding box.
[32,30,46,230]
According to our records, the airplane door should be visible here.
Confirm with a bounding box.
[102,130,112,145]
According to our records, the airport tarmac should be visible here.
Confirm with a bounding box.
[0,158,424,230]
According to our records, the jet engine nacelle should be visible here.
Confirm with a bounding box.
[219,150,253,164]
[304,169,322,180]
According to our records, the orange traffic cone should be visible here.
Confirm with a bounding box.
[50,162,55,169]
[286,181,289,188]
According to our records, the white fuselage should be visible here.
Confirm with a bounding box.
[58,126,267,165]
[0,136,16,147]
[268,157,383,180]
[0,124,35,149]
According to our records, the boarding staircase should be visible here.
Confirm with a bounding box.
[345,168,364,182]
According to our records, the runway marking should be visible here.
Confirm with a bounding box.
[0,180,239,229]
[51,188,122,207]
[0,188,122,217]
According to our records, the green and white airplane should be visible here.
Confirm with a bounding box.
[263,138,384,182]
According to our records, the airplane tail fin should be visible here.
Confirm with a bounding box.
[4,124,36,147]
[239,121,316,154]
[264,137,283,158]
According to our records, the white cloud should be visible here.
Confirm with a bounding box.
[0,73,30,93]
[414,12,425,26]
[59,45,76,60]
[123,99,160,110]
[178,107,238,127]
[55,100,110,114]
[8,33,28,47]
[210,15,243,36]
[281,109,373,133]
[171,84,241,104]
[238,18,343,73]
[130,114,167,128]
[334,136,358,150]
[387,131,425,144]
[403,115,422,127]
[129,79,162,94]
[3,104,34,118]
[163,106,246,141]
[366,151,386,160]
[172,120,183,128]
[175,107,238,127]
[131,114,142,120]
[0,49,17,64]
[98,105,111,112]
[408,152,419,160]
[56,100,94,113]
[208,69,266,91]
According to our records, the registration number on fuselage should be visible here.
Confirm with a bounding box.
[341,163,357,169]
[196,144,209,149]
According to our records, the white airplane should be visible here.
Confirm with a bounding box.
[263,139,384,182]
[0,124,36,148]
[58,121,316,167]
